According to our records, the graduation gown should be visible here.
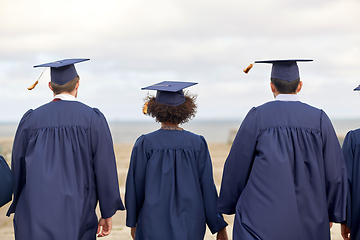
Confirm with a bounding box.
[217,100,347,240]
[125,129,227,240]
[0,155,14,207]
[7,100,124,240]
[342,129,360,240]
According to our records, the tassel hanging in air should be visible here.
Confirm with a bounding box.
[243,63,254,74]
[28,67,47,90]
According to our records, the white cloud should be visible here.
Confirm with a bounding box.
[0,0,359,121]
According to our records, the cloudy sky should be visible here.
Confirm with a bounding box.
[0,0,359,122]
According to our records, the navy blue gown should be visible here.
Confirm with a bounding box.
[7,100,124,240]
[0,155,14,207]
[125,129,227,240]
[218,100,347,240]
[342,129,360,240]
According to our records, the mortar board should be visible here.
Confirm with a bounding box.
[28,58,89,90]
[141,81,197,106]
[243,59,313,82]
[354,85,360,91]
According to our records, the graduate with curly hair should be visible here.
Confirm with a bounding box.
[125,81,228,240]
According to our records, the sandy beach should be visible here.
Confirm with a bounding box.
[0,142,344,240]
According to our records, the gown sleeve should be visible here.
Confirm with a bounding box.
[217,107,260,214]
[125,135,147,228]
[198,136,228,234]
[91,108,124,219]
[6,109,33,216]
[342,130,355,227]
[320,110,347,223]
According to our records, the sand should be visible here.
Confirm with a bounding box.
[0,142,344,240]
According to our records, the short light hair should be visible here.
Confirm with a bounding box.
[50,76,79,95]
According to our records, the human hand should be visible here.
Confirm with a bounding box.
[131,227,136,240]
[97,217,113,237]
[341,223,351,240]
[217,227,228,240]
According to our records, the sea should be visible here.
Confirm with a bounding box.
[0,118,359,144]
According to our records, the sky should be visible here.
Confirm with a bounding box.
[0,0,359,122]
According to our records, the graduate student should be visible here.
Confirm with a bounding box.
[217,59,348,240]
[341,84,360,240]
[125,81,228,240]
[7,59,125,240]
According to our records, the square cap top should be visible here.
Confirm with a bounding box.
[33,58,89,85]
[255,59,313,82]
[141,81,197,92]
[354,85,360,91]
[254,59,313,64]
[142,81,197,106]
[34,58,90,68]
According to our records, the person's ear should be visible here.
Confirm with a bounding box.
[48,82,53,91]
[270,82,276,93]
[296,81,303,93]
[75,80,80,91]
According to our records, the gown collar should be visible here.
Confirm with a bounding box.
[53,94,78,102]
[274,94,300,102]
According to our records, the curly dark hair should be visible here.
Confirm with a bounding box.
[144,91,197,125]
